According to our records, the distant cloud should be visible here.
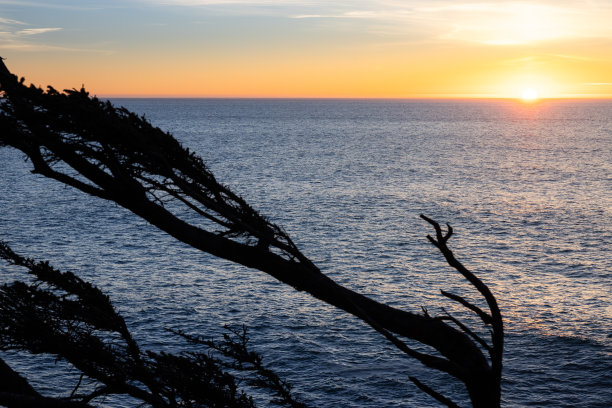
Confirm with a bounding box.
[501,54,595,67]
[282,1,612,46]
[0,43,86,52]
[291,14,325,19]
[550,54,594,62]
[18,27,63,35]
[427,3,590,45]
[289,11,380,20]
[0,17,27,25]
[0,17,69,51]
[145,0,327,4]
[3,0,612,53]
[0,1,104,10]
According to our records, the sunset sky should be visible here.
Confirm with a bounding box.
[1,0,612,98]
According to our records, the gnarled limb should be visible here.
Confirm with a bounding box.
[421,214,504,406]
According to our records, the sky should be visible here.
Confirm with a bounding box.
[1,0,612,98]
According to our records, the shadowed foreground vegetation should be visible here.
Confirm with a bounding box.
[0,58,503,407]
[0,242,305,408]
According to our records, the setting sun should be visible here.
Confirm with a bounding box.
[521,88,539,102]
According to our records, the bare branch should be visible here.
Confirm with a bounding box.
[421,214,504,403]
[440,290,493,326]
[409,377,461,408]
[70,374,85,398]
[439,310,492,354]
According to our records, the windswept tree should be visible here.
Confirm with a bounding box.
[0,58,503,407]
[0,242,306,408]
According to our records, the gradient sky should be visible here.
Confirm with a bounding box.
[1,0,612,97]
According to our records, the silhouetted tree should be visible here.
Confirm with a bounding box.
[0,58,503,407]
[0,242,305,408]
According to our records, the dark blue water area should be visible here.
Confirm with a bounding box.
[1,99,611,407]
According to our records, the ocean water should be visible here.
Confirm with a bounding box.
[0,99,611,407]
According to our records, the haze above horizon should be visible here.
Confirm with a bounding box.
[1,0,612,99]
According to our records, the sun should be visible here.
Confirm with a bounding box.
[521,88,539,102]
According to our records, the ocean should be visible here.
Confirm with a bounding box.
[1,99,610,407]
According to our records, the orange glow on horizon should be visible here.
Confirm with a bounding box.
[2,1,612,99]
[5,34,612,100]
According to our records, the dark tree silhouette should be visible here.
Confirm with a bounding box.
[0,58,503,407]
[0,242,305,408]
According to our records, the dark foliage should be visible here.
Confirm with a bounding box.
[0,242,304,408]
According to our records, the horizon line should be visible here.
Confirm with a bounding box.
[98,95,612,100]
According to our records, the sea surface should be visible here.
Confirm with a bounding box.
[1,99,611,407]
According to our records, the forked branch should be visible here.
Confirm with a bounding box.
[421,214,504,405]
